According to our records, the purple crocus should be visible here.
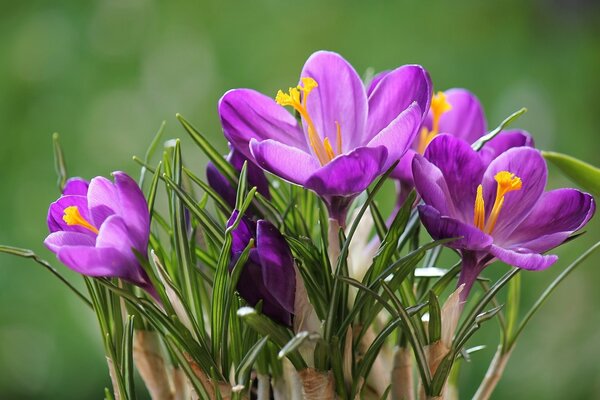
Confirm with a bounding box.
[44,172,155,297]
[390,88,534,205]
[228,212,296,326]
[206,147,271,210]
[412,134,595,299]
[219,50,431,225]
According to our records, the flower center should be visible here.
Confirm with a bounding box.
[275,77,342,165]
[473,171,522,234]
[63,206,99,234]
[417,91,452,154]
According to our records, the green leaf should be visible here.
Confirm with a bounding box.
[471,108,527,151]
[139,121,166,187]
[543,151,600,196]
[428,291,442,344]
[121,316,136,399]
[235,336,270,389]
[278,331,320,360]
[52,132,68,192]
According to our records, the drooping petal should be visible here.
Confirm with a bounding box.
[481,147,547,241]
[219,88,308,159]
[412,154,455,216]
[423,134,486,222]
[304,146,388,197]
[424,89,486,144]
[489,244,558,271]
[503,189,595,252]
[418,205,493,251]
[366,102,422,171]
[367,65,431,141]
[250,139,321,186]
[113,172,150,252]
[479,130,534,165]
[47,195,95,235]
[301,51,368,150]
[256,220,296,313]
[87,176,119,228]
[63,178,89,195]
[44,231,95,253]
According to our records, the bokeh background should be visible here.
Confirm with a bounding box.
[1,0,599,398]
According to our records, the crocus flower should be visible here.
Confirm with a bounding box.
[45,172,155,297]
[228,212,296,326]
[219,50,431,225]
[390,88,534,205]
[206,147,271,210]
[413,134,595,299]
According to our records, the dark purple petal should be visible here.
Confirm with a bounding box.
[47,195,95,235]
[113,172,150,252]
[481,147,547,242]
[391,149,417,187]
[227,212,256,254]
[489,245,558,271]
[87,176,119,228]
[228,149,271,199]
[63,178,89,195]
[219,88,308,160]
[250,139,320,186]
[418,205,493,251]
[423,134,486,222]
[412,155,455,216]
[366,102,422,171]
[425,89,486,144]
[301,51,368,150]
[256,220,296,314]
[479,130,534,165]
[366,70,390,97]
[44,231,95,253]
[304,146,388,197]
[367,65,431,141]
[504,189,595,252]
[206,161,237,209]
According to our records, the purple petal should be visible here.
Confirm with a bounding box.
[219,88,308,159]
[63,178,89,195]
[44,231,95,253]
[87,176,119,228]
[367,65,431,141]
[113,172,150,252]
[391,149,417,187]
[301,51,368,150]
[412,155,455,216]
[47,195,95,235]
[366,102,422,171]
[481,147,547,241]
[250,139,321,186]
[489,245,558,271]
[479,130,534,165]
[426,89,486,144]
[366,70,390,97]
[504,189,595,252]
[418,205,493,250]
[256,220,296,314]
[57,245,143,282]
[228,149,271,199]
[206,161,237,209]
[228,212,256,254]
[304,146,388,197]
[423,134,486,222]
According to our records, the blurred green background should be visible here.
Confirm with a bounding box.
[1,0,599,398]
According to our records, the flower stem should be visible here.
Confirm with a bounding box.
[472,345,514,400]
[328,218,341,269]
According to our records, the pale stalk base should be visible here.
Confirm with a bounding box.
[473,346,513,400]
[299,368,336,400]
[392,347,414,400]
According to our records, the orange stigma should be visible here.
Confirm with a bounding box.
[417,91,452,154]
[473,171,522,234]
[63,206,99,234]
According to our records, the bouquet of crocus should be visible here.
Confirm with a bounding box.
[3,50,599,400]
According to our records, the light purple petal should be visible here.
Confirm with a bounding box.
[367,65,431,141]
[366,70,390,97]
[481,147,547,241]
[87,176,119,228]
[366,102,422,171]
[489,244,558,271]
[479,130,534,165]
[47,195,95,235]
[418,205,493,250]
[304,146,388,197]
[256,220,296,314]
[423,134,486,222]
[301,51,368,150]
[391,149,417,187]
[412,155,455,216]
[57,245,143,282]
[113,171,150,252]
[44,231,95,253]
[219,88,308,159]
[426,88,486,144]
[250,139,321,185]
[63,178,89,195]
[504,189,595,252]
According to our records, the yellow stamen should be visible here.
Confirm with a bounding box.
[417,91,452,154]
[323,137,335,161]
[473,184,486,230]
[276,77,334,165]
[484,171,522,234]
[335,121,343,154]
[63,206,99,234]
